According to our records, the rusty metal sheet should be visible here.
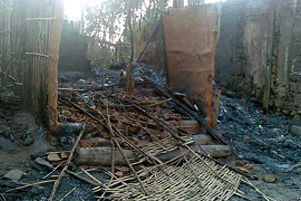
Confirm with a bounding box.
[163,7,219,127]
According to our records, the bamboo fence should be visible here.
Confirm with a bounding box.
[0,0,63,129]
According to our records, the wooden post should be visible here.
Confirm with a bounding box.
[48,0,64,132]
[212,89,221,130]
[81,0,84,34]
[135,19,161,63]
[126,0,135,94]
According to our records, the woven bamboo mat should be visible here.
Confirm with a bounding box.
[96,154,242,200]
[137,136,193,157]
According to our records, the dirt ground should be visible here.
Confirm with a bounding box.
[219,94,301,201]
[0,68,300,201]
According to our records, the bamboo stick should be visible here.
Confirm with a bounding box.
[25,52,50,58]
[24,18,56,22]
[6,180,56,193]
[48,123,86,201]
[59,187,77,201]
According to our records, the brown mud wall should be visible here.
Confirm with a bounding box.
[58,20,90,73]
[215,0,301,119]
[163,7,219,126]
[133,22,164,68]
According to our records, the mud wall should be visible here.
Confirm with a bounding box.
[58,20,90,73]
[163,7,219,126]
[215,0,301,119]
[133,21,164,68]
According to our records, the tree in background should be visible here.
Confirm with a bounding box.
[84,0,169,66]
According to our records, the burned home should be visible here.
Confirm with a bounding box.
[0,0,300,200]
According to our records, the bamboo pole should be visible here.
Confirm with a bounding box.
[126,0,135,94]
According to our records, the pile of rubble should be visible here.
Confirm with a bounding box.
[0,66,285,200]
[42,69,271,200]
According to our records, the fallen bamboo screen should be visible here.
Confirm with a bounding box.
[0,0,63,129]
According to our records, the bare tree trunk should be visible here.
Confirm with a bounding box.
[173,0,184,8]
[126,0,135,94]
[81,0,84,34]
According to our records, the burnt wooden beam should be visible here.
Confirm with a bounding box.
[145,78,227,145]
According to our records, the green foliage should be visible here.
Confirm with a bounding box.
[85,0,170,65]
[188,0,205,6]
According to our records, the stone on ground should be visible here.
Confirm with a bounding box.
[35,157,53,169]
[291,125,301,136]
[4,169,23,182]
[263,174,276,183]
[47,153,62,162]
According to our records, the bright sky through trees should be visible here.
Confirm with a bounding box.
[64,0,226,21]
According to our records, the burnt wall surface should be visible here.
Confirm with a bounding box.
[163,7,219,127]
[215,0,247,92]
[215,0,301,119]
[58,20,90,73]
[134,21,164,68]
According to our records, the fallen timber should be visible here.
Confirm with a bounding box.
[52,76,275,201]
[12,71,274,201]
[75,144,230,166]
[57,77,231,168]
[146,77,227,145]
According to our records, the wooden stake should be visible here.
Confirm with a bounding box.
[126,0,135,94]
[135,19,162,63]
[106,105,115,174]
[99,104,148,195]
[113,137,148,195]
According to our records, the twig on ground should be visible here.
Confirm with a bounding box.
[242,178,277,201]
[48,122,87,201]
[6,180,56,193]
[146,98,172,107]
[80,167,106,188]
[43,163,64,179]
[59,187,77,201]
[113,137,148,195]
[1,193,6,201]
[106,105,116,174]
[285,162,301,172]
[65,170,98,186]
